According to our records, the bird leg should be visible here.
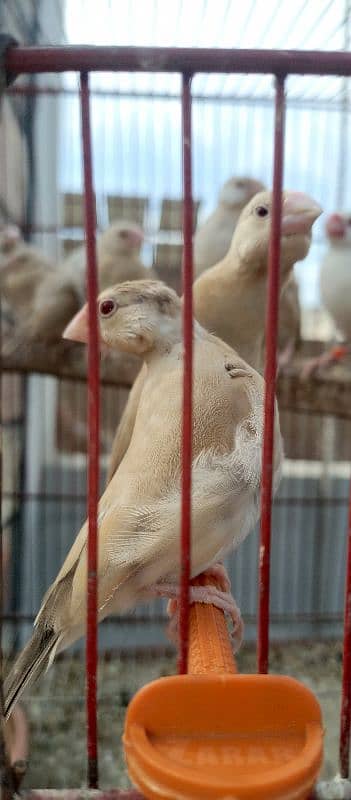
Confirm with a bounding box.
[301,343,350,380]
[277,338,296,374]
[151,563,244,652]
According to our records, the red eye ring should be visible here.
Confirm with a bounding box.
[99,298,117,317]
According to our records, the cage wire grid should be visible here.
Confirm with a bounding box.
[1,42,351,796]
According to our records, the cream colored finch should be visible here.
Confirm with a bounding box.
[4,279,282,717]
[194,176,266,277]
[107,190,321,482]
[63,219,152,298]
[0,225,54,320]
[194,190,321,368]
[26,220,151,344]
[302,212,351,377]
[194,179,302,366]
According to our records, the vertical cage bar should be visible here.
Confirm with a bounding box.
[257,75,286,674]
[0,246,14,800]
[178,73,194,676]
[339,480,351,777]
[80,71,100,789]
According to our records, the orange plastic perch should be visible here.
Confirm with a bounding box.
[123,575,323,799]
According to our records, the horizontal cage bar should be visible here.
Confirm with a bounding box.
[5,46,351,76]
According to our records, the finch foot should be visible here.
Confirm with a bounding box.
[152,563,244,653]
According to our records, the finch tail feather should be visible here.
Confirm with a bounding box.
[4,626,59,720]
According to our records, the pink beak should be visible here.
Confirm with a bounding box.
[129,228,144,246]
[281,191,322,235]
[63,303,89,343]
[326,213,346,238]
[121,227,144,247]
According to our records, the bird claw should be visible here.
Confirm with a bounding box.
[153,563,244,653]
[167,584,244,653]
[200,562,232,593]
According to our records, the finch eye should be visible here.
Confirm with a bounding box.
[255,205,269,217]
[99,299,117,317]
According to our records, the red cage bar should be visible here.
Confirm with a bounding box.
[80,71,100,789]
[5,46,351,75]
[3,43,351,791]
[257,75,286,674]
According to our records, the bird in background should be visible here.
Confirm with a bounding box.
[193,176,266,277]
[0,224,55,331]
[302,212,351,378]
[4,279,283,719]
[63,219,155,301]
[194,176,303,368]
[25,220,151,344]
[106,190,322,482]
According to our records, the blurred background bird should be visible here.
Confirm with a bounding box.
[193,176,266,276]
[194,178,302,368]
[0,225,55,335]
[25,219,150,345]
[302,212,351,377]
[194,189,321,370]
[4,279,282,718]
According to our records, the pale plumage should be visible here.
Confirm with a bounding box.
[194,176,266,277]
[107,190,321,482]
[194,189,320,369]
[302,213,351,377]
[5,280,282,718]
[26,220,151,343]
[277,273,301,368]
[0,225,55,324]
[193,178,302,364]
[320,213,351,340]
[61,220,152,303]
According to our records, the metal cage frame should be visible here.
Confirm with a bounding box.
[1,44,351,798]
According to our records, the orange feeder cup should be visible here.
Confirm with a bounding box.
[124,575,323,799]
